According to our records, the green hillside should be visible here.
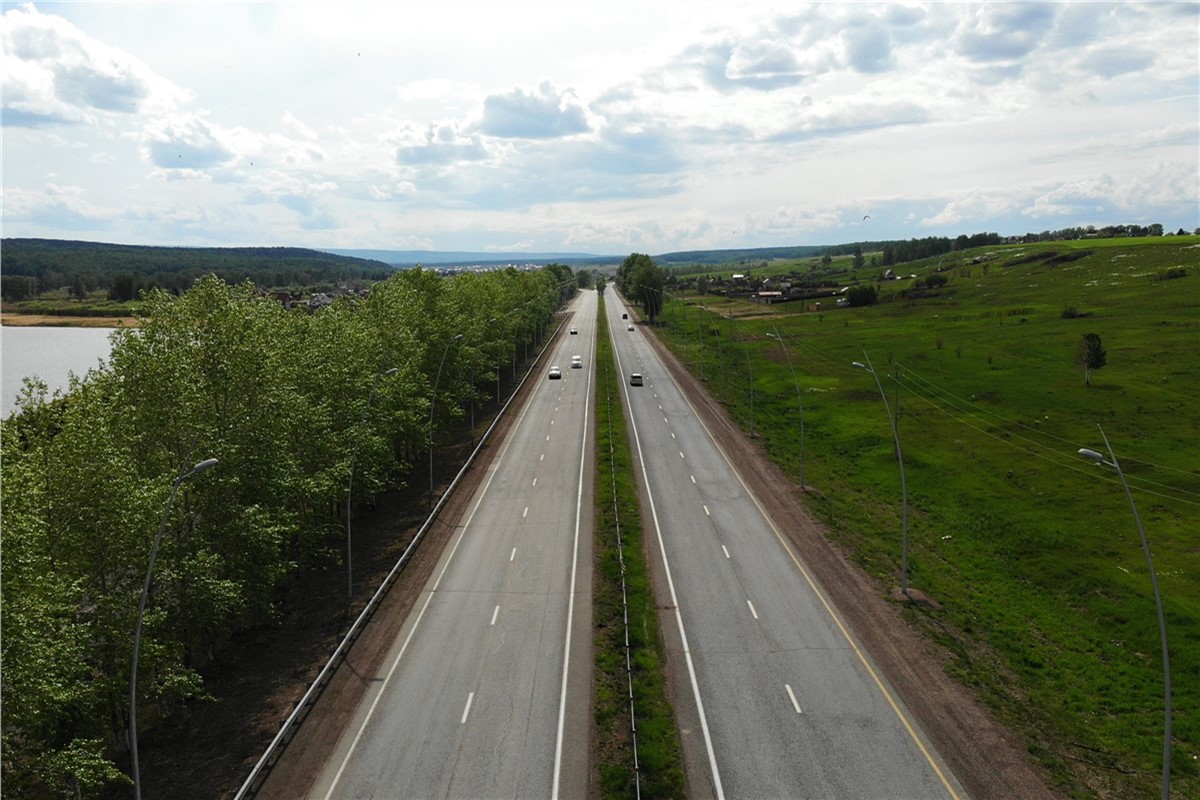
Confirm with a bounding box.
[647,236,1199,798]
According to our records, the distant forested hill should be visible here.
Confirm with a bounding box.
[1,238,395,300]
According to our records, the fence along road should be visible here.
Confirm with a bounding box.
[305,290,597,800]
[608,295,967,799]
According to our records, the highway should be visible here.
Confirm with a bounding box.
[307,290,598,800]
[606,295,968,799]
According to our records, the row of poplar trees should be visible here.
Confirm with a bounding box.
[1,265,577,797]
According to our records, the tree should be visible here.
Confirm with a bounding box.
[847,284,878,307]
[1077,333,1107,385]
[853,244,864,270]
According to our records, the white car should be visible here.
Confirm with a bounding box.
[570,327,578,335]
[571,355,583,368]
[548,366,561,380]
[627,324,634,331]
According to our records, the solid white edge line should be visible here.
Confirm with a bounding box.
[551,300,595,799]
[610,302,726,800]
[320,351,542,800]
[668,342,963,800]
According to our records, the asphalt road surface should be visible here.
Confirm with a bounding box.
[608,296,968,800]
[306,291,597,800]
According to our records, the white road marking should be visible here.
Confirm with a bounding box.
[747,600,759,620]
[510,548,517,562]
[540,453,545,461]
[461,692,475,724]
[533,477,538,486]
[523,507,529,518]
[490,605,500,626]
[785,684,802,714]
[679,451,685,459]
[703,505,710,516]
[690,474,696,484]
[722,545,731,559]
[546,434,551,441]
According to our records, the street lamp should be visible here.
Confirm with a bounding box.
[429,333,463,506]
[347,366,398,602]
[853,353,909,596]
[1079,425,1172,800]
[768,329,806,491]
[130,457,219,800]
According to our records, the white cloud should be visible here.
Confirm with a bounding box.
[0,2,1196,251]
[478,81,592,139]
[1,3,188,126]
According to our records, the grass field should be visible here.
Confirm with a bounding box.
[649,237,1198,798]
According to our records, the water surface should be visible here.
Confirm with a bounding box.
[2,326,116,417]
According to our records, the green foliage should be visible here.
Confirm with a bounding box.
[1077,332,1107,385]
[649,237,1199,798]
[1,238,393,299]
[615,253,666,322]
[847,284,878,306]
[592,299,685,799]
[0,266,574,795]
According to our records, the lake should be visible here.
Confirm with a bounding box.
[2,327,117,417]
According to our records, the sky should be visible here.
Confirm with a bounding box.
[2,1,1197,255]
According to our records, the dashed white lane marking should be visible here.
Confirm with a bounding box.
[679,451,685,459]
[747,600,759,620]
[785,684,803,714]
[690,475,696,484]
[532,477,538,487]
[722,545,731,559]
[490,605,500,626]
[523,507,529,519]
[461,692,475,724]
[703,505,710,516]
[510,548,517,562]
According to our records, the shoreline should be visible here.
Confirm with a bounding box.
[2,313,139,328]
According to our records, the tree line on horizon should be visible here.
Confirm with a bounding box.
[0,263,580,797]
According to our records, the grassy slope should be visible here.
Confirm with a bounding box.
[652,237,1198,798]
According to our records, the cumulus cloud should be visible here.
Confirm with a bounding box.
[142,114,235,170]
[954,2,1057,64]
[922,191,1021,227]
[1074,47,1155,79]
[1,4,187,127]
[478,81,592,138]
[394,121,489,165]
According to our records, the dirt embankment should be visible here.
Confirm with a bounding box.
[2,313,139,327]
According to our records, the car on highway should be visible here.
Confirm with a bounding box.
[622,312,628,319]
[629,373,643,386]
[627,324,634,331]
[548,366,561,380]
[571,355,582,368]
[570,327,578,334]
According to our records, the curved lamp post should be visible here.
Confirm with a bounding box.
[347,366,398,602]
[429,333,463,506]
[853,353,908,596]
[1079,425,1171,800]
[767,329,806,491]
[130,456,219,800]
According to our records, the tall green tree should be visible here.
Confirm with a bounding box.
[1077,332,1107,385]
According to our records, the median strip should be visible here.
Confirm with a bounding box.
[592,297,685,799]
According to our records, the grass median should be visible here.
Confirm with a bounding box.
[592,296,686,799]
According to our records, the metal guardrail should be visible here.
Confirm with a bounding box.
[234,319,564,799]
